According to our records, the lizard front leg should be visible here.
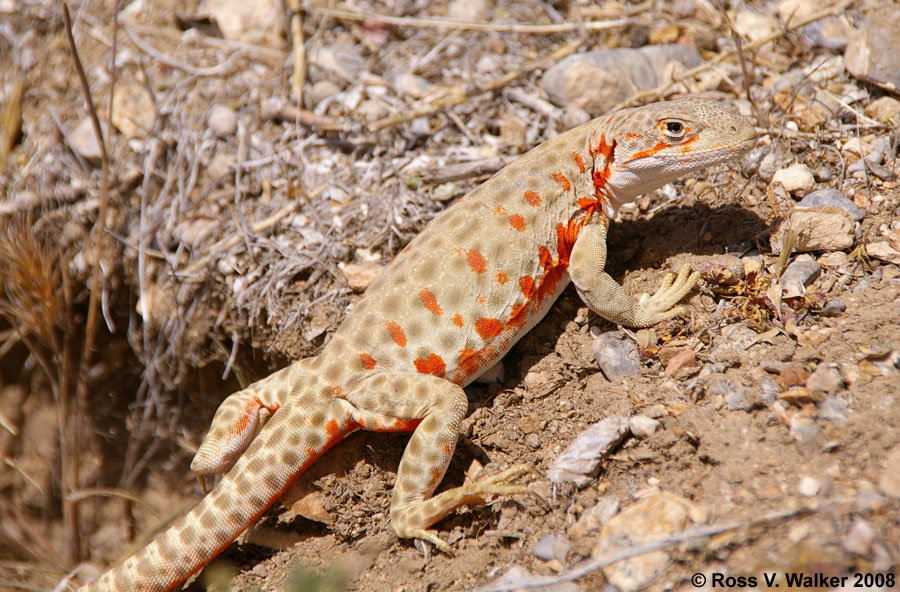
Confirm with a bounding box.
[568,223,700,327]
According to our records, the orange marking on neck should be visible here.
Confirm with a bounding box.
[551,172,571,191]
[452,313,464,327]
[384,320,407,347]
[508,213,526,231]
[414,353,446,377]
[572,151,586,173]
[508,301,529,329]
[538,245,553,269]
[519,276,535,299]
[467,248,487,274]
[419,288,443,316]
[496,271,508,284]
[358,352,377,370]
[524,190,541,207]
[630,141,670,160]
[475,317,503,339]
[591,135,616,160]
[325,418,341,438]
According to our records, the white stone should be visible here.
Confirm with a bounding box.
[771,162,815,194]
[208,105,238,137]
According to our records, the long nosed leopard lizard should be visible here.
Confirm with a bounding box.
[79,97,755,591]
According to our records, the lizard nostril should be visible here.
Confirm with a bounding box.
[729,124,738,134]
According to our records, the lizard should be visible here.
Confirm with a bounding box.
[78,97,755,591]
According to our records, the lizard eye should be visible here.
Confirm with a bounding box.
[662,120,687,139]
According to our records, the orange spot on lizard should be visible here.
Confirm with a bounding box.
[358,352,377,370]
[519,276,535,299]
[452,313,464,327]
[467,249,487,274]
[419,288,443,316]
[384,321,407,347]
[496,271,508,285]
[630,141,670,160]
[475,317,503,339]
[679,135,699,152]
[508,214,526,231]
[551,172,571,191]
[414,353,446,377]
[493,205,507,216]
[524,190,541,207]
[572,150,586,173]
[325,418,341,438]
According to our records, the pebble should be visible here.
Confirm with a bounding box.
[798,188,866,221]
[821,297,846,316]
[789,415,819,444]
[111,82,155,139]
[801,17,853,51]
[771,162,815,194]
[780,257,821,298]
[628,415,660,439]
[568,496,619,537]
[879,446,900,498]
[307,80,342,107]
[757,150,786,183]
[310,41,366,82]
[842,518,876,556]
[208,105,238,137]
[798,476,820,496]
[663,348,699,378]
[593,492,695,592]
[69,117,103,163]
[533,533,571,563]
[547,417,630,487]
[541,45,703,115]
[340,262,383,292]
[845,4,900,93]
[448,0,487,21]
[204,0,284,49]
[392,72,431,99]
[865,96,900,125]
[866,241,900,265]
[770,207,856,254]
[819,396,849,422]
[726,389,749,410]
[592,331,642,382]
[805,363,843,394]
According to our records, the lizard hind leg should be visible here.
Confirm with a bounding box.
[191,363,306,484]
[347,372,538,553]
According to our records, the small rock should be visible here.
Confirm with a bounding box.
[771,162,815,194]
[811,166,834,182]
[203,0,284,49]
[594,492,696,592]
[819,396,849,422]
[798,476,820,496]
[842,518,876,556]
[789,415,819,444]
[628,415,660,439]
[801,17,853,51]
[664,348,698,378]
[208,105,238,137]
[431,182,459,203]
[867,241,900,265]
[657,345,692,365]
[111,81,155,139]
[770,207,856,254]
[393,72,431,98]
[448,0,486,20]
[307,80,342,107]
[69,117,104,163]
[533,533,571,563]
[643,404,668,419]
[758,150,786,183]
[541,45,703,115]
[568,496,620,537]
[701,254,744,286]
[798,188,866,221]
[726,389,748,410]
[524,433,541,449]
[733,9,779,41]
[310,41,366,82]
[806,363,843,394]
[878,446,900,498]
[821,297,846,316]
[865,96,900,125]
[547,417,630,487]
[845,4,900,93]
[340,262,383,292]
[777,363,810,390]
[780,257,821,298]
[779,387,823,406]
[517,416,541,434]
[817,251,848,266]
[592,331,642,382]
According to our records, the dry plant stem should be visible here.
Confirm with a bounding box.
[123,21,240,77]
[715,0,766,127]
[316,7,638,34]
[63,0,119,565]
[371,37,585,131]
[288,0,306,104]
[478,503,819,592]
[611,0,856,112]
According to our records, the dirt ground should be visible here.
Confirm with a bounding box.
[1,0,898,591]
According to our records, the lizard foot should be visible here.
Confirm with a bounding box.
[635,264,700,325]
[393,464,545,555]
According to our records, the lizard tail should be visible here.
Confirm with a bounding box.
[79,384,352,592]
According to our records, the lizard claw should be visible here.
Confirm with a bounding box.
[636,264,700,324]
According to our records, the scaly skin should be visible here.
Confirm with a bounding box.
[79,98,755,591]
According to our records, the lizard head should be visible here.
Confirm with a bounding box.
[591,98,757,213]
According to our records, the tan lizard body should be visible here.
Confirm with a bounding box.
[79,97,755,591]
